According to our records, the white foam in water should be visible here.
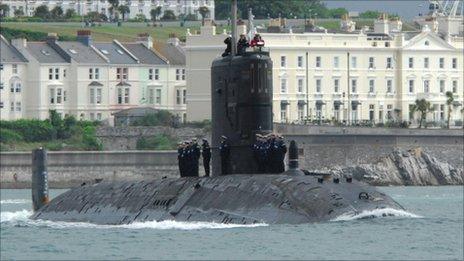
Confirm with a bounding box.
[331,208,422,222]
[0,199,31,204]
[0,210,268,230]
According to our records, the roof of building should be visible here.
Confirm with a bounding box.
[0,36,28,63]
[122,43,168,65]
[93,42,139,64]
[26,42,68,63]
[56,41,107,64]
[153,41,185,65]
[113,107,159,117]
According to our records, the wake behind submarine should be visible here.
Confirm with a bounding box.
[30,3,404,225]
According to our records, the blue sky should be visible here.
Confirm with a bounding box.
[323,0,430,20]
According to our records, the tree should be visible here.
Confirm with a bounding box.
[327,8,348,18]
[359,10,382,19]
[150,6,162,23]
[34,5,50,19]
[198,6,210,25]
[411,99,434,128]
[64,9,76,19]
[0,4,9,18]
[446,91,454,128]
[50,6,64,19]
[134,13,146,22]
[161,10,176,20]
[117,5,130,21]
[108,0,119,20]
[14,9,24,17]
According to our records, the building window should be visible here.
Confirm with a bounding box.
[90,88,102,104]
[439,57,444,69]
[183,89,186,104]
[351,56,357,68]
[424,80,430,93]
[440,104,445,120]
[316,79,321,93]
[16,102,21,112]
[280,105,287,122]
[298,105,304,121]
[50,89,55,104]
[49,68,53,80]
[149,68,159,80]
[280,78,287,93]
[351,79,357,93]
[387,79,393,93]
[117,88,130,104]
[280,56,286,67]
[94,68,99,80]
[148,89,155,104]
[333,57,339,68]
[97,113,102,121]
[424,57,429,69]
[181,69,185,80]
[452,58,457,69]
[334,79,339,93]
[369,79,375,93]
[297,78,304,93]
[0,102,3,109]
[55,68,60,80]
[297,56,303,68]
[12,64,18,74]
[56,88,62,103]
[369,104,375,121]
[90,113,95,121]
[89,68,93,79]
[387,104,393,120]
[10,102,14,112]
[176,69,182,80]
[10,83,14,93]
[176,89,181,104]
[49,87,63,104]
[116,67,128,81]
[452,80,457,93]
[439,80,445,93]
[386,57,392,69]
[368,57,375,69]
[409,80,414,93]
[0,82,3,90]
[15,82,21,93]
[408,57,414,68]
[155,89,162,104]
[316,56,321,68]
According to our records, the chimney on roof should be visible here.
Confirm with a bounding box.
[46,33,58,43]
[167,33,179,46]
[11,38,27,49]
[77,30,92,46]
[136,33,153,49]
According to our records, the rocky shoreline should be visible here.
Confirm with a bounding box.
[332,148,464,186]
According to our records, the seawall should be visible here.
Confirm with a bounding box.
[1,126,462,188]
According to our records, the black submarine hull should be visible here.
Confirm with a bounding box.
[31,174,403,225]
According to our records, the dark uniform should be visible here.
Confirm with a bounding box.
[237,35,249,55]
[191,140,201,177]
[276,137,287,173]
[177,143,185,177]
[222,37,232,57]
[219,136,231,175]
[202,139,211,177]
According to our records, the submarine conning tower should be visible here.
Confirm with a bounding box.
[211,51,273,176]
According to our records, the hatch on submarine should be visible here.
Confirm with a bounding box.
[30,0,405,225]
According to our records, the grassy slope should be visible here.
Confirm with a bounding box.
[1,22,201,42]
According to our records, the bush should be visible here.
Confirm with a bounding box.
[131,111,175,126]
[82,125,102,150]
[0,119,54,142]
[0,128,23,143]
[136,134,177,150]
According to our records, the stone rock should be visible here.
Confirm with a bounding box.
[334,149,463,186]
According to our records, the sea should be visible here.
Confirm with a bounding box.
[1,186,463,260]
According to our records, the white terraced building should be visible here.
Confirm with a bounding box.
[0,31,187,123]
[185,16,464,126]
[1,0,215,20]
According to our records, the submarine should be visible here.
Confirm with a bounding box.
[30,0,405,225]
